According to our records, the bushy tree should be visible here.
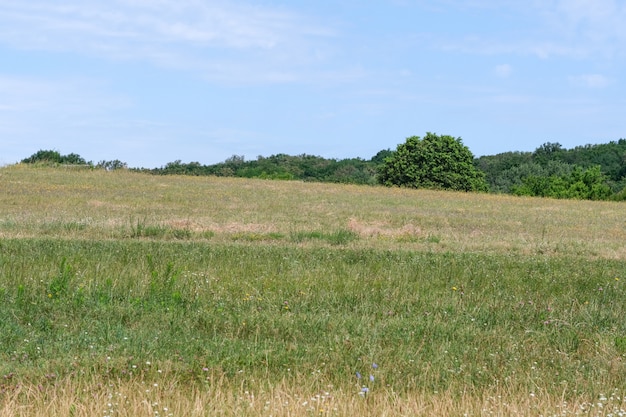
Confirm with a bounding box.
[21,150,87,165]
[512,165,612,200]
[21,150,63,164]
[370,149,395,165]
[378,133,488,191]
[97,160,128,171]
[533,142,564,165]
[491,160,574,193]
[62,153,87,165]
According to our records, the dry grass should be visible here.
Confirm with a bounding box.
[2,375,624,417]
[1,165,625,258]
[2,165,626,416]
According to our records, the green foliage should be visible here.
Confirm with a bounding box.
[21,149,63,164]
[146,153,379,185]
[370,149,395,165]
[557,139,626,181]
[474,151,533,192]
[532,142,565,165]
[477,140,626,198]
[22,150,88,165]
[512,165,612,200]
[489,160,574,194]
[62,153,88,165]
[378,133,488,191]
[96,159,128,171]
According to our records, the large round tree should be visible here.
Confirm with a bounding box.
[378,133,488,191]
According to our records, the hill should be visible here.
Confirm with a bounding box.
[20,139,626,200]
[1,165,625,416]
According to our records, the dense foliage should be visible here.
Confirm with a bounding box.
[378,133,488,191]
[475,139,626,199]
[512,165,612,200]
[19,137,626,200]
[21,149,87,165]
[20,149,127,170]
[143,154,379,185]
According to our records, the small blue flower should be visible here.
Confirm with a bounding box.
[372,363,378,369]
[356,372,362,379]
[361,387,369,393]
[369,374,375,382]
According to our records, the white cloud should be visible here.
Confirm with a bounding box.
[536,0,626,57]
[0,1,306,49]
[0,0,339,84]
[416,0,626,60]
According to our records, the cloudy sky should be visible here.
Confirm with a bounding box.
[1,0,625,168]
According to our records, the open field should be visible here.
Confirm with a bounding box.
[1,165,626,416]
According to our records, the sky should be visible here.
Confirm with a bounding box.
[1,0,625,168]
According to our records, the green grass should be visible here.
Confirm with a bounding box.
[1,239,625,396]
[1,165,626,415]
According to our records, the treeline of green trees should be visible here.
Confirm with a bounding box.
[141,153,383,185]
[20,149,128,171]
[475,140,626,200]
[18,137,626,200]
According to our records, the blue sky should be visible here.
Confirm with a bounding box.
[1,0,625,168]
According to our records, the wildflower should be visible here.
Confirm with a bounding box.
[360,387,369,395]
[369,374,375,382]
[355,372,362,379]
[452,286,458,291]
[372,363,378,369]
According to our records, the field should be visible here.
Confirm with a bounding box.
[1,164,626,416]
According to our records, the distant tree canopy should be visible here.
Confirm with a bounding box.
[512,165,612,200]
[475,139,626,199]
[378,133,488,192]
[146,153,380,184]
[17,138,626,201]
[21,150,87,165]
[21,150,127,170]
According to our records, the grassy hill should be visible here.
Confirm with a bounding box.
[1,165,625,416]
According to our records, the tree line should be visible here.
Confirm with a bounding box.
[18,135,626,200]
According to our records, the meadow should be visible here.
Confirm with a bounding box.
[1,164,626,416]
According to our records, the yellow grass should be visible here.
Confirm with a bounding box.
[1,164,625,258]
[2,375,622,417]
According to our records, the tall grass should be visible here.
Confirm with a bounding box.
[1,166,626,415]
